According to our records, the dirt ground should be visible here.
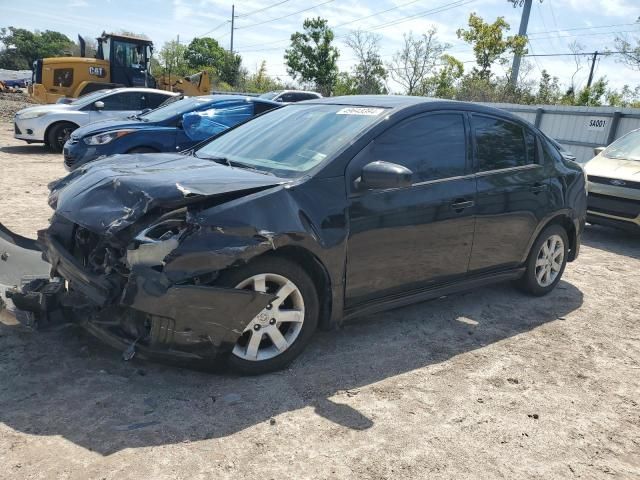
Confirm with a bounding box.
[0,121,639,480]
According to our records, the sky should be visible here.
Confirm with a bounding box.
[2,0,639,93]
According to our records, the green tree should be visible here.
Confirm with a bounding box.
[456,13,527,79]
[575,78,607,106]
[240,60,285,93]
[535,69,560,104]
[0,27,72,69]
[184,37,226,70]
[606,84,640,107]
[157,40,192,77]
[420,54,464,98]
[184,37,241,86]
[345,30,387,94]
[388,29,448,95]
[284,17,339,96]
[333,72,359,96]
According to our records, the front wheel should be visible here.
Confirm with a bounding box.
[47,122,77,153]
[517,224,569,296]
[216,256,319,375]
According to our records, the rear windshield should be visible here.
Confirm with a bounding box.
[603,129,640,161]
[195,104,388,177]
[258,91,281,100]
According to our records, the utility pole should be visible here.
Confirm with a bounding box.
[509,0,533,87]
[587,51,598,88]
[230,5,235,53]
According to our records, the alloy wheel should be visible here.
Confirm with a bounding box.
[232,273,305,362]
[535,234,564,287]
[57,127,74,150]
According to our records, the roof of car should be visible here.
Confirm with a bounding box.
[308,95,451,108]
[305,95,531,124]
[105,87,179,95]
[180,94,280,105]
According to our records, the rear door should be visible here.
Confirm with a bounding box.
[345,111,476,306]
[468,114,552,272]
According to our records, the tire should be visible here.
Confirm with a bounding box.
[517,224,569,296]
[127,147,157,154]
[47,122,77,153]
[216,255,319,375]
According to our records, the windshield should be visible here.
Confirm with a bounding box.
[603,129,640,161]
[195,104,387,177]
[141,96,213,122]
[258,91,280,100]
[71,89,111,106]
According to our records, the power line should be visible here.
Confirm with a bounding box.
[237,0,475,52]
[236,0,291,18]
[331,0,426,29]
[198,19,231,38]
[235,0,336,30]
[528,29,639,42]
[528,22,638,36]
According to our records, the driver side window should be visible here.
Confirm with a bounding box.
[370,113,468,183]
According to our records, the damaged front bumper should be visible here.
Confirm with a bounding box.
[1,223,276,367]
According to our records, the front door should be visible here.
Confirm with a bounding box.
[345,112,476,307]
[468,114,552,272]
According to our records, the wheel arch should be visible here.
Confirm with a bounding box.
[126,145,160,154]
[261,245,333,330]
[44,120,79,143]
[530,213,578,263]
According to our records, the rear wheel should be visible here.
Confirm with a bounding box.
[517,224,568,296]
[216,256,319,375]
[47,122,77,152]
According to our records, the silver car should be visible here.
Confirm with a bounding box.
[584,128,640,232]
[14,88,178,152]
[258,90,322,103]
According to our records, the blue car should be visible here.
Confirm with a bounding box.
[62,95,281,171]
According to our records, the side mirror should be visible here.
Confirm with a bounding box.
[358,161,413,190]
[94,100,104,110]
[593,146,606,156]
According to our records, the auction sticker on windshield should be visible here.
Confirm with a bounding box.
[336,107,385,116]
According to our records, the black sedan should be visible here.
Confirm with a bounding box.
[3,96,587,374]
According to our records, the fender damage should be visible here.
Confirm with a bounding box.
[0,153,338,366]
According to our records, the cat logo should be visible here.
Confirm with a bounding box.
[89,66,106,78]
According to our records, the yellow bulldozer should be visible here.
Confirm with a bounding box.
[29,32,211,104]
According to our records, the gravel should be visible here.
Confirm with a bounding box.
[0,92,37,121]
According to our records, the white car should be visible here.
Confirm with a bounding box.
[14,88,178,152]
[258,90,322,103]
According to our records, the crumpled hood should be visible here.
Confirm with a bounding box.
[49,153,286,236]
[584,154,640,182]
[70,118,148,139]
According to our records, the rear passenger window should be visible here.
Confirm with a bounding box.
[101,92,145,111]
[146,93,171,109]
[372,113,467,183]
[473,115,529,171]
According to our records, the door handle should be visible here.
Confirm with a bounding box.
[451,200,474,211]
[530,183,548,194]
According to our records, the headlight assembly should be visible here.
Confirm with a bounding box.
[84,130,133,146]
[17,110,48,120]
